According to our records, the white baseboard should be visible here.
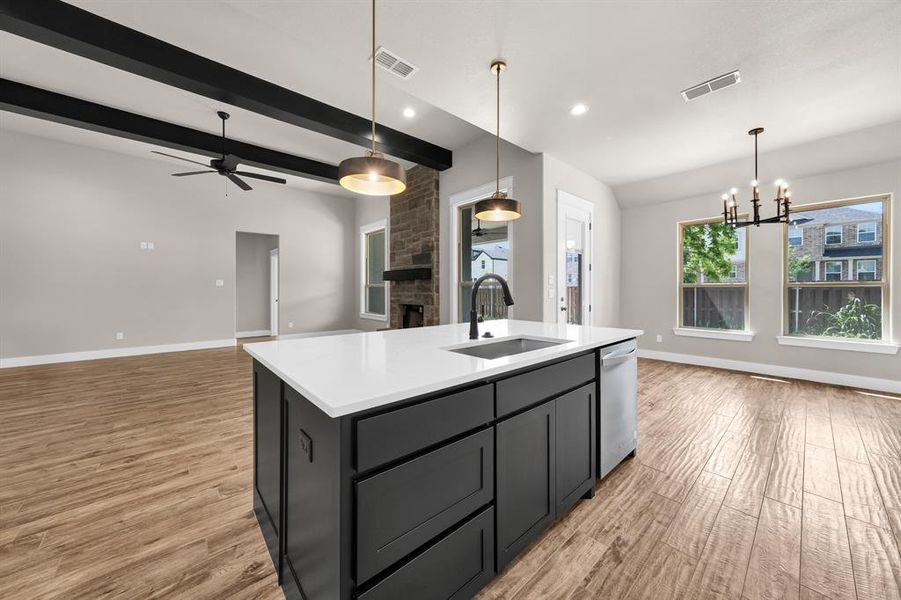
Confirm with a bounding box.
[235,330,271,338]
[0,338,237,369]
[637,348,901,395]
[276,329,362,340]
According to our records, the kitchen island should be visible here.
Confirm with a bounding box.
[245,320,642,600]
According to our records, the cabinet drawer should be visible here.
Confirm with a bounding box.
[496,353,594,417]
[356,384,493,472]
[356,428,494,584]
[357,507,495,600]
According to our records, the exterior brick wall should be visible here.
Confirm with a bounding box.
[791,220,883,281]
[389,166,440,328]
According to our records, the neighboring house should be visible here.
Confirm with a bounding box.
[471,243,509,279]
[788,205,883,281]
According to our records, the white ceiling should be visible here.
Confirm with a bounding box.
[2,0,899,192]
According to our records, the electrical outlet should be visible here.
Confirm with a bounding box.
[139,241,148,250]
[147,241,155,250]
[116,332,124,340]
[215,279,224,287]
[656,334,663,343]
[288,321,294,329]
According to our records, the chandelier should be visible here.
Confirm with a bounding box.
[722,127,791,228]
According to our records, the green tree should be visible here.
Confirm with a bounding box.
[788,249,813,281]
[682,222,738,283]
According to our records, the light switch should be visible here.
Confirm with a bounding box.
[116,332,124,340]
[140,241,148,250]
[147,242,155,250]
[215,279,224,287]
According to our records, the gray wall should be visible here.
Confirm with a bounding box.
[235,231,278,333]
[0,130,356,359]
[541,153,622,326]
[439,133,544,323]
[353,195,390,332]
[620,158,900,382]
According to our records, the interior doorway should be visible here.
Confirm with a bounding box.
[235,231,279,338]
[556,191,593,326]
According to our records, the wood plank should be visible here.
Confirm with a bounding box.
[776,413,807,454]
[742,497,802,600]
[801,493,857,600]
[867,452,901,550]
[624,543,697,600]
[706,430,751,479]
[833,423,870,464]
[836,458,891,529]
[723,450,774,518]
[804,444,843,503]
[684,506,758,599]
[663,471,731,558]
[845,516,901,600]
[806,415,835,449]
[766,448,804,508]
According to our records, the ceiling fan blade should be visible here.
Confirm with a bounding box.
[151,150,211,168]
[172,170,216,177]
[227,173,252,191]
[234,171,287,184]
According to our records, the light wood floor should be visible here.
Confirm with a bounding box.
[2,348,900,599]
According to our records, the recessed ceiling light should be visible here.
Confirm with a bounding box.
[570,103,588,116]
[402,107,416,118]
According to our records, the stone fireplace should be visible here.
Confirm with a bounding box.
[388,166,439,329]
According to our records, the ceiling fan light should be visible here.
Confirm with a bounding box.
[338,155,407,196]
[474,194,522,222]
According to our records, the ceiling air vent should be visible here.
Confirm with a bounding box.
[681,70,741,102]
[372,46,419,80]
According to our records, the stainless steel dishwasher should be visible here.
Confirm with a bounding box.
[598,338,638,478]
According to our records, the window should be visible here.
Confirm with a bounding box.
[360,221,387,319]
[856,259,877,281]
[785,196,889,341]
[788,227,803,247]
[679,217,748,331]
[857,222,876,243]
[824,261,843,281]
[458,202,510,322]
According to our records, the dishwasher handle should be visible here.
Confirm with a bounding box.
[601,347,637,365]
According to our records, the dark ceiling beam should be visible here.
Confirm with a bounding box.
[0,79,340,183]
[0,0,453,171]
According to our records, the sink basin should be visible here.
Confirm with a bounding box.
[447,336,568,360]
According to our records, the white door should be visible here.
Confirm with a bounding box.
[557,192,593,325]
[270,249,279,336]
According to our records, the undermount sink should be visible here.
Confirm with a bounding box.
[447,336,569,360]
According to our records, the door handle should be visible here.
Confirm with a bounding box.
[602,347,636,364]
[560,306,567,312]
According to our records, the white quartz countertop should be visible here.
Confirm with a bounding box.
[244,320,643,418]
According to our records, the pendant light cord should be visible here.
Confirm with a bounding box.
[496,63,500,195]
[371,0,376,155]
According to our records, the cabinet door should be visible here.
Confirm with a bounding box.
[555,383,596,517]
[495,400,556,570]
[253,362,282,535]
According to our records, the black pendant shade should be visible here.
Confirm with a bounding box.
[474,192,522,222]
[338,154,407,196]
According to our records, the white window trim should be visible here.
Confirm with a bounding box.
[777,336,899,355]
[360,219,389,321]
[673,327,755,342]
[788,227,803,246]
[824,225,843,245]
[824,260,843,281]
[857,222,877,243]
[448,177,514,323]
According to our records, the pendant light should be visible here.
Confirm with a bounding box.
[474,59,522,222]
[338,0,407,196]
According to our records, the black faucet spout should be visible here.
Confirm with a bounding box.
[469,274,515,340]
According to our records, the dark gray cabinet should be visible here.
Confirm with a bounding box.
[355,428,494,584]
[252,360,283,572]
[555,383,596,516]
[495,400,556,570]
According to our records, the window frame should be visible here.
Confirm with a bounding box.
[360,219,389,321]
[783,194,891,342]
[856,259,877,281]
[677,215,751,333]
[824,225,843,245]
[788,226,803,247]
[824,260,843,281]
[857,222,877,243]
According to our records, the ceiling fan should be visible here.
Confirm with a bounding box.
[151,111,287,191]
[472,219,489,238]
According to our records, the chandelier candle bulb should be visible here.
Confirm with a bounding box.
[720,127,792,228]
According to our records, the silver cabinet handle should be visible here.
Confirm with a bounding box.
[602,347,636,363]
